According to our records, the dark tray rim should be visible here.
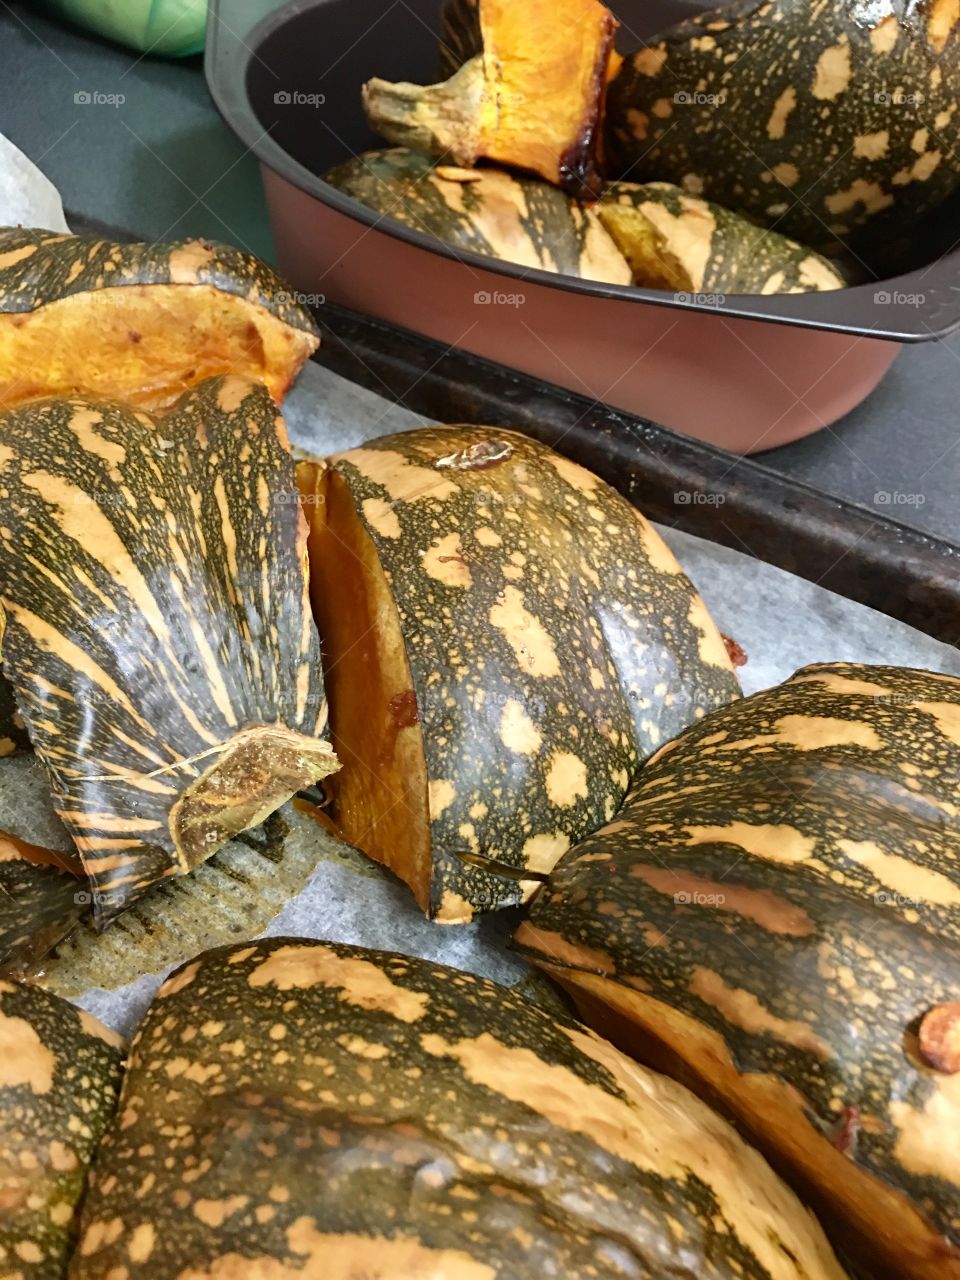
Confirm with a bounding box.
[205,0,960,344]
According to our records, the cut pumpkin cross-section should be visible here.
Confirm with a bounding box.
[298,426,739,922]
[0,376,338,925]
[364,0,619,196]
[0,228,319,413]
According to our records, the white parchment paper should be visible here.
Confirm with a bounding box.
[0,133,69,233]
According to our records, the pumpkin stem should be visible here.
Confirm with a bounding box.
[169,725,339,871]
[362,56,485,167]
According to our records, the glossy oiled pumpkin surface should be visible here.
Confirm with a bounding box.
[599,182,846,294]
[300,426,739,920]
[0,981,123,1279]
[324,149,631,283]
[517,662,960,1280]
[604,0,959,261]
[0,229,319,412]
[71,937,847,1279]
[0,377,338,925]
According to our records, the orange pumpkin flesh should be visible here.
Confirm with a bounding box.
[296,460,434,913]
[0,284,317,414]
[364,0,618,195]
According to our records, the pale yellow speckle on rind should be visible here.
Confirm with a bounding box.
[248,944,429,1022]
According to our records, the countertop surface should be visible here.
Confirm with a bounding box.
[2,1,958,544]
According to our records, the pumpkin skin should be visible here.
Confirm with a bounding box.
[0,831,86,978]
[598,182,847,295]
[0,377,338,926]
[0,228,319,413]
[0,979,123,1279]
[364,0,618,196]
[0,673,30,755]
[325,148,631,283]
[71,936,848,1279]
[298,426,739,921]
[438,0,481,77]
[604,0,960,261]
[516,662,960,1280]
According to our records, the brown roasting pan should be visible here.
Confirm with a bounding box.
[205,0,959,453]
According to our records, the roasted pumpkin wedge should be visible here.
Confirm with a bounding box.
[298,426,739,921]
[516,662,960,1280]
[0,228,319,413]
[0,979,123,1278]
[0,376,338,926]
[71,937,848,1279]
[0,830,87,978]
[599,182,847,295]
[325,148,631,282]
[604,0,960,260]
[364,0,618,196]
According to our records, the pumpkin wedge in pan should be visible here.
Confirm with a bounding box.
[0,376,339,926]
[298,426,740,922]
[0,831,87,978]
[325,148,631,283]
[70,937,848,1280]
[598,183,847,295]
[436,0,624,92]
[516,662,960,1280]
[0,228,319,413]
[604,0,960,262]
[363,0,618,196]
[0,979,124,1279]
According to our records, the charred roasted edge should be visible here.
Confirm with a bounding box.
[310,302,960,644]
[557,11,616,199]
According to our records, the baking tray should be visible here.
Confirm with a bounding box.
[204,0,960,451]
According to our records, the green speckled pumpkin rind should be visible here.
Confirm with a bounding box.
[324,148,631,282]
[0,981,123,1279]
[0,377,338,926]
[316,425,739,920]
[599,182,847,295]
[604,0,960,262]
[0,839,87,979]
[70,936,847,1279]
[517,662,960,1280]
[0,227,318,333]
